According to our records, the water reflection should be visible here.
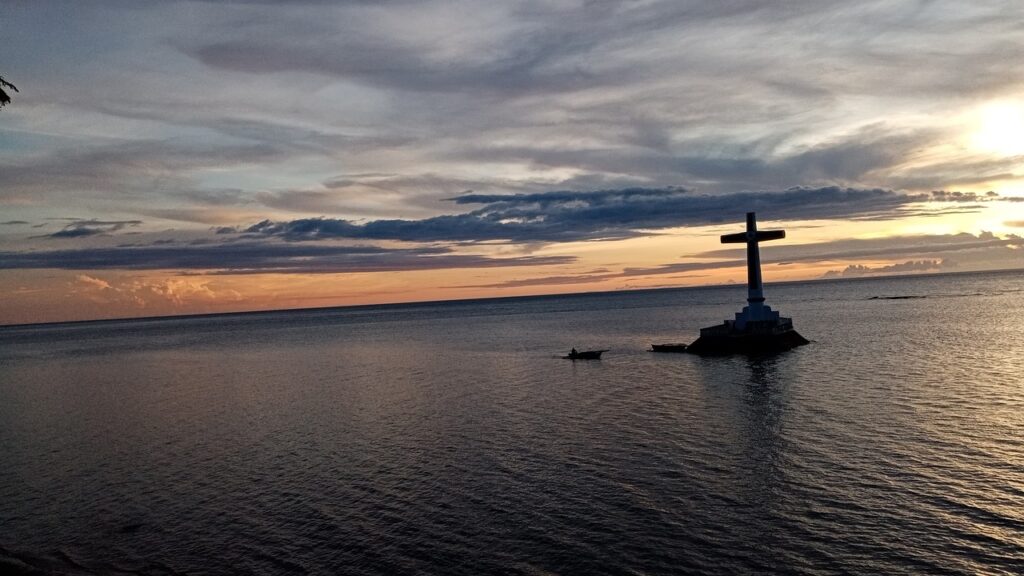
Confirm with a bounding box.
[739,356,787,508]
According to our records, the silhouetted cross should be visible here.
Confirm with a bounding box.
[721,212,784,305]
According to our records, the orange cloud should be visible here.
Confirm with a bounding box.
[70,274,242,310]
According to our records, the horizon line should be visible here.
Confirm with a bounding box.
[3,267,1021,330]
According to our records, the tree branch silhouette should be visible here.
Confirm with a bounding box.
[1,75,18,108]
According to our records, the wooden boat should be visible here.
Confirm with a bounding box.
[651,343,688,353]
[563,349,607,360]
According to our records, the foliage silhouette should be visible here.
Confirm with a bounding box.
[1,75,18,108]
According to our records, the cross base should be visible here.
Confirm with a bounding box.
[686,325,809,356]
[687,313,808,355]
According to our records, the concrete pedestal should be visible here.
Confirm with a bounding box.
[686,317,808,356]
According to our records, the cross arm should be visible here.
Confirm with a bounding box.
[720,230,786,244]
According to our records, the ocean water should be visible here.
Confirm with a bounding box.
[1,270,1022,575]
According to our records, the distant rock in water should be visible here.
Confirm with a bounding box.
[687,212,809,356]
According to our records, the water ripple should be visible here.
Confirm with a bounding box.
[2,271,1023,574]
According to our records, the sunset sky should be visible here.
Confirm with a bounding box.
[2,0,1023,325]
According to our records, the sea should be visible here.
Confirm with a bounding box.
[1,270,1022,575]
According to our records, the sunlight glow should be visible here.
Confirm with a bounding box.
[971,100,1024,156]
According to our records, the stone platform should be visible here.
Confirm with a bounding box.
[686,317,809,356]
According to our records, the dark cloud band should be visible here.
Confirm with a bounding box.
[233,186,984,243]
[0,242,573,274]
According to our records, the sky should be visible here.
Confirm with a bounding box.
[1,0,1023,325]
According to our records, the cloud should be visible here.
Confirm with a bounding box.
[136,208,265,226]
[928,190,999,202]
[700,230,1024,263]
[0,241,573,274]
[71,273,242,309]
[232,186,992,244]
[465,230,1024,289]
[822,259,946,278]
[0,138,295,213]
[38,219,143,239]
[463,270,622,289]
[6,2,1021,236]
[4,1,1024,304]
[453,124,952,192]
[619,260,749,277]
[181,1,1024,106]
[74,274,112,290]
[183,1,640,97]
[190,39,600,97]
[169,1,1023,198]
[255,190,348,214]
[467,259,752,289]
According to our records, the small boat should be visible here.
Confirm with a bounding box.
[651,343,688,353]
[563,349,607,360]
